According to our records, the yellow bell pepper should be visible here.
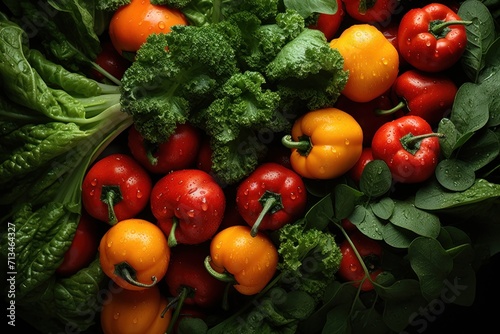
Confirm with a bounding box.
[282,108,363,179]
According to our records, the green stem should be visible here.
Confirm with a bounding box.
[375,101,406,115]
[105,189,119,225]
[430,19,473,34]
[401,132,445,153]
[281,135,311,155]
[212,0,223,23]
[165,286,189,334]
[168,217,179,248]
[250,196,278,237]
[115,262,158,288]
[203,256,236,283]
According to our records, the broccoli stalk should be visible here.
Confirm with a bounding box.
[277,220,343,302]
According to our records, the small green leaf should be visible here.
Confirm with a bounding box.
[348,204,367,225]
[370,197,395,220]
[375,279,421,302]
[323,304,352,334]
[435,159,475,191]
[359,160,392,198]
[353,207,384,240]
[408,237,454,301]
[305,192,334,230]
[389,200,441,238]
[284,0,339,17]
[458,128,500,170]
[415,178,500,210]
[437,118,458,158]
[334,183,364,220]
[451,83,490,136]
[382,223,417,249]
[458,0,496,82]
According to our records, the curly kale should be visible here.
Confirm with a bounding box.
[277,220,343,302]
[120,9,347,184]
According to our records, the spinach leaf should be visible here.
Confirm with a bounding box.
[3,202,78,299]
[0,122,88,183]
[458,0,496,82]
[415,178,500,210]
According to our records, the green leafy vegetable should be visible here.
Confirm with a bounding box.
[0,12,129,332]
[120,8,347,184]
[277,219,343,302]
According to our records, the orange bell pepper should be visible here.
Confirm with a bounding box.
[282,107,363,179]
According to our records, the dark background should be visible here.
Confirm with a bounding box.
[7,252,500,333]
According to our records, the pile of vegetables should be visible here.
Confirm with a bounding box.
[1,0,499,333]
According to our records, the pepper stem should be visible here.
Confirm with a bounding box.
[144,139,159,166]
[430,19,472,39]
[375,101,406,115]
[167,217,179,248]
[281,134,312,156]
[101,185,123,225]
[250,194,279,237]
[115,262,157,288]
[401,132,445,155]
[204,256,236,283]
[164,286,190,334]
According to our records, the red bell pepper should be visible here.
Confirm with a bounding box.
[371,115,443,183]
[128,123,201,174]
[377,69,458,127]
[348,147,374,184]
[235,162,307,237]
[343,0,399,24]
[309,0,345,41]
[334,93,394,147]
[398,3,472,72]
[338,230,383,291]
[55,212,102,277]
[151,169,226,246]
[81,153,152,225]
[164,243,226,332]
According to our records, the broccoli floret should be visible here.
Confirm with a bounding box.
[277,220,343,302]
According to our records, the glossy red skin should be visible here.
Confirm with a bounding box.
[151,169,226,245]
[218,186,246,231]
[195,140,213,174]
[398,3,469,72]
[334,93,394,147]
[56,213,101,277]
[391,69,458,127]
[378,20,409,69]
[338,231,383,291]
[164,244,226,308]
[309,0,345,41]
[128,123,201,174]
[90,41,131,82]
[371,115,440,183]
[340,218,358,232]
[348,147,374,183]
[82,153,152,224]
[343,0,399,23]
[235,162,307,233]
